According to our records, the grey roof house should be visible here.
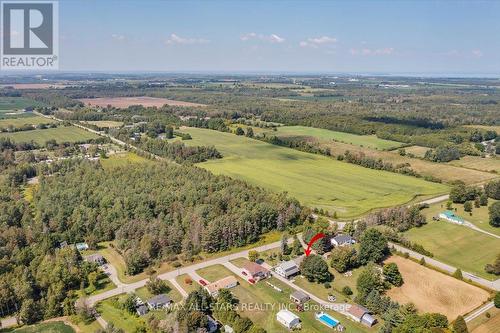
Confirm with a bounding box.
[330,235,355,247]
[147,294,172,310]
[136,305,148,316]
[346,304,377,327]
[275,260,300,279]
[84,253,105,266]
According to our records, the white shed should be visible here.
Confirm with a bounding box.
[276,309,301,329]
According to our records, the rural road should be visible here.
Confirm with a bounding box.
[464,301,495,322]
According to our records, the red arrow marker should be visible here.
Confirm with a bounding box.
[305,233,325,256]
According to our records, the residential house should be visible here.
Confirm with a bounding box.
[146,294,172,310]
[206,315,218,333]
[242,262,270,281]
[290,290,310,305]
[276,309,301,329]
[84,253,105,266]
[330,235,355,247]
[204,276,238,297]
[346,304,377,327]
[275,260,300,279]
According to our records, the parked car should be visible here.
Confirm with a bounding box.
[242,271,247,276]
[248,278,256,284]
[199,279,207,286]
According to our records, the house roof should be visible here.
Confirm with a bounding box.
[290,290,310,302]
[243,262,269,275]
[277,309,300,323]
[279,260,299,272]
[205,276,238,294]
[348,304,370,319]
[147,294,171,305]
[332,235,353,244]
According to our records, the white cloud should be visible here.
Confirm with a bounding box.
[472,49,483,58]
[111,34,125,41]
[165,33,210,45]
[240,32,285,43]
[350,47,394,56]
[299,36,337,48]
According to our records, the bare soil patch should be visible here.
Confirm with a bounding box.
[1,83,67,89]
[385,256,489,319]
[80,96,206,108]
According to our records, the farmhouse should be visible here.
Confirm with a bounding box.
[331,235,355,247]
[84,253,105,266]
[242,262,270,281]
[346,304,377,327]
[204,276,238,296]
[276,309,301,329]
[290,290,310,305]
[146,294,172,310]
[275,260,300,279]
[438,210,464,225]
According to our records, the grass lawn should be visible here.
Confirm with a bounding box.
[422,199,500,236]
[182,127,447,218]
[269,125,403,150]
[0,126,98,144]
[196,264,234,282]
[96,296,148,333]
[134,281,183,303]
[72,319,102,333]
[4,322,75,333]
[230,257,251,268]
[404,219,500,280]
[230,276,372,333]
[100,152,153,170]
[175,274,201,294]
[385,256,489,320]
[0,116,55,128]
[448,156,500,174]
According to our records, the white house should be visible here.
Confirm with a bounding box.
[276,309,301,329]
[275,260,300,279]
[330,235,355,247]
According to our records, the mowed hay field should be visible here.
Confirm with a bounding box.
[79,96,206,108]
[315,139,497,184]
[404,145,430,158]
[0,97,44,110]
[181,127,447,217]
[404,219,500,279]
[83,120,123,128]
[448,155,500,174]
[385,256,489,319]
[0,126,99,144]
[269,125,404,150]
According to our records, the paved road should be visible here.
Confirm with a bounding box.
[390,242,500,291]
[464,301,495,322]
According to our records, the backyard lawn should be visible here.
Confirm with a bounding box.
[196,264,234,282]
[182,127,447,217]
[96,296,148,332]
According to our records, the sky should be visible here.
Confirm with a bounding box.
[56,0,500,74]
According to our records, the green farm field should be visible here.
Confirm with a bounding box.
[0,126,98,144]
[404,217,500,279]
[181,127,447,217]
[448,155,500,174]
[268,125,403,150]
[0,116,55,128]
[0,97,44,110]
[6,322,75,333]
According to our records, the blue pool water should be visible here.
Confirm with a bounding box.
[318,313,339,328]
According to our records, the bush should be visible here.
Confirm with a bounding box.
[172,261,181,268]
[323,282,331,289]
[342,286,353,296]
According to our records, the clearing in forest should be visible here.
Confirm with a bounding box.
[79,96,206,108]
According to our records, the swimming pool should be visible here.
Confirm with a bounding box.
[315,312,339,328]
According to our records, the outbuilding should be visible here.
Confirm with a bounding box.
[346,304,377,327]
[290,290,310,305]
[276,309,301,329]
